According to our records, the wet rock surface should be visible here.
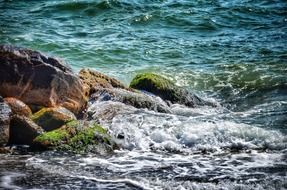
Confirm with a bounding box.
[90,87,171,113]
[87,101,137,123]
[0,45,87,114]
[0,96,12,146]
[9,115,44,145]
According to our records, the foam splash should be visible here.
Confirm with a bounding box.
[101,104,286,153]
[0,172,25,190]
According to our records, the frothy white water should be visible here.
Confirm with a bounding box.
[24,100,287,189]
[89,101,286,152]
[0,172,25,190]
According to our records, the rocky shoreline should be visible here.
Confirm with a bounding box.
[0,44,215,154]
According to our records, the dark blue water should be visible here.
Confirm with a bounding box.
[0,0,286,189]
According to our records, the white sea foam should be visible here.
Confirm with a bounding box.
[103,106,286,152]
[0,172,25,190]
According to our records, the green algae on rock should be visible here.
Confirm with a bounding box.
[130,73,215,107]
[31,107,76,131]
[33,120,117,154]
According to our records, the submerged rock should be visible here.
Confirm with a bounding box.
[130,73,215,107]
[87,101,137,123]
[0,96,12,146]
[79,68,130,96]
[0,44,87,114]
[31,107,76,131]
[4,97,32,117]
[33,120,117,154]
[9,115,44,145]
[90,87,171,113]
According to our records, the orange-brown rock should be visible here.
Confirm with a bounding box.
[0,45,87,114]
[4,97,32,117]
[79,68,131,96]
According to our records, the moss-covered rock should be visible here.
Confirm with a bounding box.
[33,126,70,148]
[130,73,175,93]
[130,73,215,107]
[33,120,117,154]
[31,107,76,131]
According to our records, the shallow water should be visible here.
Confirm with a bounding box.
[0,0,287,189]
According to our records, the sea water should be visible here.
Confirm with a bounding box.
[0,0,286,189]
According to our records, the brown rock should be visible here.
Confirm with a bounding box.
[0,96,12,146]
[79,68,131,96]
[0,45,87,114]
[4,97,32,117]
[9,115,44,145]
[31,107,76,131]
[0,147,11,154]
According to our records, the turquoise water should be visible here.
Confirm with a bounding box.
[0,0,287,189]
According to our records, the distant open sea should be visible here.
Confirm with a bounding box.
[0,0,286,189]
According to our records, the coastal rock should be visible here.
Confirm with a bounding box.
[0,97,12,146]
[130,73,215,107]
[90,87,171,113]
[33,120,117,154]
[87,101,137,123]
[0,147,11,154]
[31,107,76,131]
[4,97,32,117]
[79,69,171,113]
[9,115,44,145]
[0,45,87,114]
[79,68,130,96]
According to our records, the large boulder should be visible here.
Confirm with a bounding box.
[33,120,117,154]
[9,115,44,145]
[4,97,32,117]
[0,96,12,146]
[90,87,171,113]
[0,45,87,114]
[130,73,216,107]
[79,68,130,96]
[31,107,76,131]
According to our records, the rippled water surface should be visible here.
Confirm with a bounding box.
[0,0,286,189]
